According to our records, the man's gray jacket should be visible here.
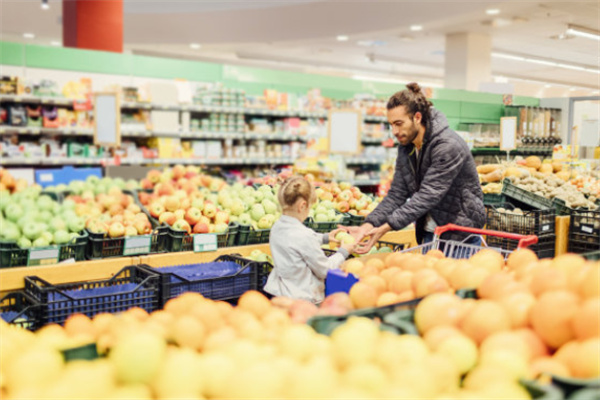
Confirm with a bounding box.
[365,108,485,244]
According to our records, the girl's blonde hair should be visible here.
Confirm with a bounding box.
[277,176,316,209]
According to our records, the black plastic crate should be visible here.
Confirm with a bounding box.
[485,203,555,237]
[487,234,556,259]
[0,230,88,268]
[166,223,239,252]
[86,218,168,259]
[551,375,600,399]
[568,209,600,254]
[346,213,367,227]
[236,224,271,246]
[140,255,262,305]
[583,250,600,260]
[502,179,554,210]
[304,212,349,234]
[24,266,160,326]
[553,198,596,217]
[483,192,505,206]
[0,291,41,331]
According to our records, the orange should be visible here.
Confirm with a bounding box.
[433,258,458,279]
[385,252,408,268]
[573,338,600,378]
[507,248,538,271]
[459,299,511,345]
[361,275,388,296]
[459,267,492,290]
[448,261,474,289]
[414,293,463,334]
[514,328,549,359]
[238,290,272,319]
[530,290,580,349]
[214,301,234,318]
[469,249,505,273]
[164,292,203,316]
[376,292,400,307]
[529,267,568,297]
[189,301,226,332]
[480,331,532,361]
[348,282,378,309]
[412,270,450,298]
[423,325,462,351]
[477,272,518,300]
[579,263,600,299]
[572,298,600,340]
[402,254,427,272]
[425,249,445,259]
[530,357,571,379]
[124,307,149,322]
[388,271,414,294]
[357,265,379,278]
[554,340,580,376]
[498,291,537,329]
[64,313,95,338]
[170,315,207,350]
[365,258,386,272]
[396,290,416,302]
[344,259,364,275]
[380,267,401,282]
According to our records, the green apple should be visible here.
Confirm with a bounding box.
[41,231,54,244]
[1,224,20,241]
[315,205,327,215]
[32,237,50,248]
[253,190,265,203]
[250,204,265,222]
[315,213,329,223]
[262,199,278,215]
[327,210,337,221]
[61,199,76,210]
[5,203,24,223]
[249,249,263,259]
[257,214,275,230]
[378,247,393,253]
[238,213,252,226]
[0,191,11,211]
[36,195,55,211]
[48,217,67,233]
[39,211,53,222]
[22,222,42,241]
[113,177,125,188]
[86,175,100,185]
[214,223,229,234]
[17,237,32,249]
[53,230,70,245]
[69,232,79,242]
[61,210,78,221]
[321,200,334,210]
[55,183,68,192]
[126,179,138,190]
[229,215,239,223]
[67,217,85,233]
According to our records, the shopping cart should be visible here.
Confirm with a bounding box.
[400,223,539,260]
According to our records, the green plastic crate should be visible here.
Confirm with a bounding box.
[166,223,239,252]
[304,212,349,234]
[307,307,418,336]
[483,192,506,206]
[502,179,554,210]
[236,224,271,246]
[0,230,88,268]
[551,375,600,398]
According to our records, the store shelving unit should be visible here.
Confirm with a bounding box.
[0,157,296,166]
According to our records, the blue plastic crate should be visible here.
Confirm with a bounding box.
[139,255,262,305]
[325,269,359,296]
[0,291,41,331]
[24,266,160,325]
[35,166,102,188]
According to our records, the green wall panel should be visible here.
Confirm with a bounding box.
[0,42,24,66]
[513,96,540,107]
[431,99,461,118]
[460,102,502,121]
[132,55,221,82]
[25,45,132,75]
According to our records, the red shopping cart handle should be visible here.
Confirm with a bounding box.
[433,223,538,249]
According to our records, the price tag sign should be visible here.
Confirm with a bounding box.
[580,224,594,235]
[123,235,152,256]
[28,246,60,266]
[193,234,218,252]
[541,224,551,233]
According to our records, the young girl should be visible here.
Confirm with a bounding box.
[264,176,357,304]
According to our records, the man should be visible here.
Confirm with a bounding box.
[351,82,485,253]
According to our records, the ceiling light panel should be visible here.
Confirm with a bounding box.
[492,51,599,74]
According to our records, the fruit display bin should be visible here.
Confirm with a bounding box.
[24,266,160,326]
[86,216,168,260]
[0,230,88,268]
[25,266,159,325]
[0,290,41,330]
[482,192,505,206]
[551,375,600,399]
[308,308,418,336]
[139,255,266,305]
[236,224,271,246]
[502,179,554,211]
[568,209,600,254]
[583,250,600,261]
[304,212,350,234]
[345,213,367,227]
[166,222,239,252]
[485,203,556,237]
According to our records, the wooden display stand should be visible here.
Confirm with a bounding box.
[0,229,418,294]
[555,216,570,256]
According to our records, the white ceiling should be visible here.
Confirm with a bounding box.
[1,0,599,96]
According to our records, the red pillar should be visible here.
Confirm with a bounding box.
[63,0,123,53]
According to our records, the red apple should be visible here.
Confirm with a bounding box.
[148,202,165,219]
[138,192,152,206]
[140,178,153,190]
[336,201,350,213]
[200,175,212,187]
[214,211,229,225]
[185,207,202,226]
[156,182,175,197]
[172,219,191,234]
[108,222,126,238]
[193,222,209,234]
[147,170,161,184]
[127,203,142,214]
[159,211,177,226]
[203,203,217,218]
[199,216,211,226]
[164,196,180,212]
[133,219,152,235]
[172,164,186,180]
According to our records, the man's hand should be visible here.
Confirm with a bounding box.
[337,223,373,243]
[328,228,344,245]
[355,223,392,254]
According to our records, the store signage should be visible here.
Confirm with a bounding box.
[28,246,59,266]
[541,224,551,233]
[193,234,218,253]
[580,224,594,235]
[123,235,152,256]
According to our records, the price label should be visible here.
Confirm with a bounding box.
[580,224,594,234]
[123,235,152,256]
[541,224,551,232]
[28,246,59,266]
[193,234,218,252]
